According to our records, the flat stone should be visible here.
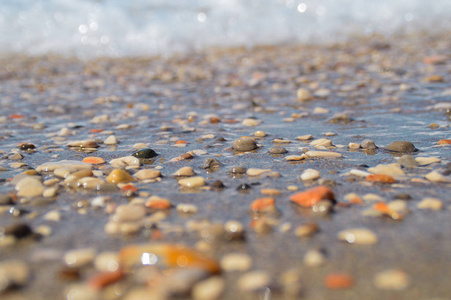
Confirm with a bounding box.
[36,160,92,172]
[176,203,198,214]
[112,204,146,222]
[16,176,45,197]
[385,141,417,152]
[310,138,333,147]
[132,148,158,159]
[174,167,196,177]
[285,154,307,161]
[367,163,405,178]
[178,176,206,188]
[415,156,441,166]
[238,271,270,292]
[338,228,378,245]
[134,169,161,180]
[417,198,443,210]
[296,134,313,141]
[64,248,96,268]
[110,156,140,168]
[220,253,252,272]
[300,169,320,181]
[242,118,261,127]
[425,171,448,183]
[246,168,271,176]
[67,140,99,148]
[373,269,409,290]
[232,137,258,151]
[290,186,334,207]
[348,142,360,149]
[305,151,342,158]
[269,146,287,154]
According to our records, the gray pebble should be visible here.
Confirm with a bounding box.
[269,146,287,154]
[230,166,247,174]
[361,139,377,150]
[398,155,419,168]
[202,158,222,169]
[232,137,258,151]
[385,141,417,152]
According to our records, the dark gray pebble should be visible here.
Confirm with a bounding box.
[385,141,417,152]
[237,183,251,191]
[398,155,418,168]
[132,148,158,159]
[4,223,33,239]
[211,180,225,189]
[394,194,412,200]
[269,146,287,154]
[230,166,247,174]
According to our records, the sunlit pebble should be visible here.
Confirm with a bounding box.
[178,176,206,188]
[373,269,410,290]
[44,210,61,222]
[424,171,447,183]
[312,107,330,114]
[238,271,270,292]
[304,249,326,267]
[220,253,252,272]
[103,135,118,145]
[415,157,440,166]
[367,163,405,177]
[348,142,361,149]
[295,223,319,238]
[192,276,224,300]
[64,248,96,268]
[363,193,385,202]
[112,204,146,222]
[296,134,313,141]
[34,225,52,237]
[338,228,378,245]
[94,252,119,273]
[0,260,30,289]
[242,118,261,127]
[417,198,443,210]
[177,203,198,214]
[246,168,271,176]
[285,154,307,161]
[300,169,320,181]
[296,88,313,102]
[305,150,342,158]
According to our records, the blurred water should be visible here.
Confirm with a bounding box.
[0,0,450,58]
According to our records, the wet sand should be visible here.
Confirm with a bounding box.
[0,31,451,299]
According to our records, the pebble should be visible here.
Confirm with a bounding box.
[366,174,396,183]
[220,253,252,272]
[295,222,319,238]
[338,228,378,245]
[261,188,282,196]
[290,186,335,207]
[223,220,245,240]
[145,196,172,209]
[417,198,443,210]
[296,88,313,101]
[106,169,135,184]
[77,177,105,189]
[238,271,270,292]
[367,163,405,177]
[0,194,13,205]
[36,160,92,173]
[103,135,118,145]
[415,156,441,166]
[229,166,247,174]
[44,210,61,221]
[9,152,24,160]
[398,155,418,168]
[303,249,326,267]
[361,139,377,149]
[192,277,224,300]
[177,203,198,214]
[94,252,120,272]
[300,169,320,181]
[385,141,417,152]
[246,168,271,176]
[305,150,342,158]
[250,197,275,212]
[253,130,267,137]
[296,134,313,141]
[310,138,332,147]
[232,137,258,151]
[64,248,96,268]
[134,169,161,180]
[269,146,287,154]
[425,171,448,183]
[174,167,196,176]
[110,156,140,168]
[0,260,30,291]
[178,176,206,188]
[4,223,33,239]
[373,269,410,290]
[349,169,371,177]
[202,158,222,169]
[67,140,99,148]
[132,148,158,159]
[324,273,354,289]
[242,118,261,127]
[82,157,106,165]
[312,107,330,114]
[210,180,225,189]
[348,142,360,149]
[285,154,307,161]
[312,200,334,214]
[112,205,146,222]
[16,176,45,197]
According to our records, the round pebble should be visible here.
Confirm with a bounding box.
[192,277,224,300]
[238,271,270,292]
[398,155,418,168]
[112,205,146,222]
[385,141,417,152]
[232,137,258,151]
[132,148,158,158]
[178,176,206,188]
[134,169,161,180]
[253,130,267,137]
[338,228,378,245]
[373,269,409,290]
[269,146,287,154]
[220,253,252,272]
[174,167,196,177]
[106,169,135,184]
[64,248,96,268]
[417,198,443,210]
[300,169,320,181]
[103,135,118,145]
[177,203,198,214]
[361,139,377,150]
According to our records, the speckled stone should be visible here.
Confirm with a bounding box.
[132,148,158,159]
[385,141,417,152]
[232,137,258,151]
[269,146,287,154]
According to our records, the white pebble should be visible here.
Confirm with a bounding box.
[338,228,378,245]
[373,269,409,290]
[300,169,320,181]
[238,271,270,292]
[104,135,118,145]
[417,198,443,210]
[64,248,96,268]
[220,253,252,272]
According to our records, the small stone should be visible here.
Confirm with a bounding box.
[310,138,332,147]
[229,166,247,174]
[220,253,252,272]
[305,151,342,158]
[192,277,224,300]
[367,163,405,177]
[104,135,118,145]
[312,107,329,114]
[295,222,319,238]
[238,271,270,292]
[242,118,261,127]
[425,171,448,183]
[77,177,105,189]
[134,169,161,180]
[300,169,320,181]
[417,198,443,210]
[324,273,354,289]
[269,146,287,154]
[4,223,33,239]
[106,169,135,184]
[361,139,377,150]
[253,130,267,137]
[174,167,196,177]
[18,143,36,150]
[36,160,92,172]
[285,155,307,161]
[112,205,146,222]
[67,140,99,148]
[177,204,198,214]
[223,220,244,240]
[132,148,158,159]
[373,269,409,290]
[0,260,30,291]
[94,252,120,273]
[178,176,206,188]
[385,141,417,152]
[327,112,352,124]
[348,142,360,149]
[8,152,24,160]
[16,176,45,197]
[296,88,313,101]
[296,134,313,141]
[145,196,172,210]
[202,158,222,169]
[304,249,326,267]
[210,180,225,189]
[415,156,441,166]
[366,174,396,183]
[246,168,271,176]
[44,210,61,221]
[82,156,106,165]
[398,155,418,168]
[110,156,140,168]
[261,188,282,196]
[338,228,378,245]
[232,137,258,151]
[250,197,275,212]
[290,186,334,207]
[64,248,96,268]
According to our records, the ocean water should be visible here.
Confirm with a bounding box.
[0,0,450,58]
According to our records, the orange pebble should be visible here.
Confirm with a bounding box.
[349,196,363,205]
[373,202,391,214]
[90,129,103,133]
[89,269,124,289]
[324,273,354,289]
[176,140,188,144]
[366,174,396,183]
[9,114,25,119]
[120,184,138,192]
[289,186,334,208]
[438,139,451,145]
[250,197,275,212]
[82,156,106,164]
[145,198,172,210]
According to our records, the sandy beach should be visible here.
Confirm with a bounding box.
[0,31,450,299]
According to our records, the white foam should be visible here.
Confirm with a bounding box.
[0,0,449,58]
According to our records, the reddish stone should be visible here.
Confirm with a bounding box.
[289,186,334,207]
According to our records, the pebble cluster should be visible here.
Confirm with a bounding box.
[0,31,450,299]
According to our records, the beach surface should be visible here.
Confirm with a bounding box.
[0,31,451,299]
